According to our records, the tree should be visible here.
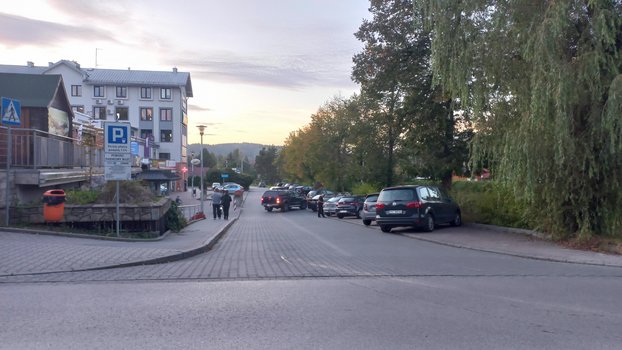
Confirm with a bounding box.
[255,146,280,184]
[422,1,622,238]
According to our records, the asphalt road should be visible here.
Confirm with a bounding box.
[1,189,621,349]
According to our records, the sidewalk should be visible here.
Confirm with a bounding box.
[0,188,242,277]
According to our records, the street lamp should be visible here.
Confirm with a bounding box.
[197,125,206,214]
[190,151,195,188]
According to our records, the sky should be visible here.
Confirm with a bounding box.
[0,0,370,145]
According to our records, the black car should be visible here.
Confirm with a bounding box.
[261,190,308,212]
[335,195,365,219]
[375,185,461,233]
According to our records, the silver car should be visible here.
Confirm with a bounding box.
[361,193,379,226]
[323,196,342,216]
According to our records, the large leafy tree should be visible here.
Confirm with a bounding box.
[422,1,622,238]
[254,146,280,184]
[353,0,470,187]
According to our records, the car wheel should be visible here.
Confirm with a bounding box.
[450,211,462,227]
[337,214,344,219]
[282,205,289,212]
[380,225,391,233]
[266,207,273,212]
[423,214,435,232]
[363,219,372,226]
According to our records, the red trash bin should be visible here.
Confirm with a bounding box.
[43,189,66,222]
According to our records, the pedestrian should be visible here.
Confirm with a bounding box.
[317,195,326,218]
[175,196,182,205]
[192,187,196,198]
[211,188,223,219]
[221,190,232,220]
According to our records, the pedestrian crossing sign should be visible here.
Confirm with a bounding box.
[1,97,21,126]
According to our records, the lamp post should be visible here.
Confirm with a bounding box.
[197,125,206,214]
[190,151,195,188]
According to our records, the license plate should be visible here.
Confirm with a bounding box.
[339,210,348,213]
[387,210,403,215]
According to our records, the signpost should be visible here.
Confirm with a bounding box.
[104,122,131,236]
[1,97,20,226]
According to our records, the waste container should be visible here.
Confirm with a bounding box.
[43,189,66,222]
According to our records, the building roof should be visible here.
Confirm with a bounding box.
[136,169,181,181]
[0,60,193,97]
[0,73,65,108]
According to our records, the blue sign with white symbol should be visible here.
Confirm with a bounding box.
[1,97,21,125]
[107,125,128,144]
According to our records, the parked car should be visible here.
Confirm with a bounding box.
[375,185,461,233]
[323,196,343,216]
[258,181,266,188]
[336,195,365,219]
[223,183,244,197]
[261,190,307,212]
[361,193,379,226]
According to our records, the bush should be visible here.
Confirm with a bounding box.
[351,182,381,196]
[65,189,99,205]
[450,181,530,229]
[166,201,187,232]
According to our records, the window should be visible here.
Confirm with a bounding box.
[116,86,127,98]
[160,88,171,100]
[140,107,153,121]
[93,85,104,97]
[71,85,82,97]
[116,107,129,120]
[159,153,171,160]
[93,106,106,120]
[140,87,152,99]
[72,105,85,113]
[160,130,173,142]
[140,129,152,140]
[159,108,173,121]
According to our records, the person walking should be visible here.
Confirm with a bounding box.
[211,188,223,219]
[221,190,232,220]
[317,195,326,218]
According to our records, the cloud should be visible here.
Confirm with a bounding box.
[0,12,116,47]
[169,50,354,90]
[189,104,213,112]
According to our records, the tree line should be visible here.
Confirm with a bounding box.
[254,0,622,239]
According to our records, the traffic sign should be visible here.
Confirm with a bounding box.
[104,122,131,181]
[1,97,21,125]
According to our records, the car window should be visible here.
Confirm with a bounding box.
[365,195,378,202]
[378,189,415,201]
[427,187,441,200]
[417,187,431,200]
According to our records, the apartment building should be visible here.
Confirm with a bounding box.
[0,60,193,165]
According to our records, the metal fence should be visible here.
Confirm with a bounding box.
[0,126,145,169]
[178,203,202,221]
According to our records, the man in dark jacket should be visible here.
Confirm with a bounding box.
[221,190,232,220]
[317,195,326,218]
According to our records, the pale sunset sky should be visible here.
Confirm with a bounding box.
[0,0,370,145]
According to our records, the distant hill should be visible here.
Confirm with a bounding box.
[187,143,280,160]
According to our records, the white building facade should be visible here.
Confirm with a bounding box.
[0,60,193,164]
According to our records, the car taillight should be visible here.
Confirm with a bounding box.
[276,197,281,204]
[364,203,368,210]
[261,198,264,203]
[406,201,422,209]
[376,203,385,210]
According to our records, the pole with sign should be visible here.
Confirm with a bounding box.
[104,122,131,236]
[2,97,21,226]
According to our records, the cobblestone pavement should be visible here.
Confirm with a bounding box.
[2,188,622,284]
